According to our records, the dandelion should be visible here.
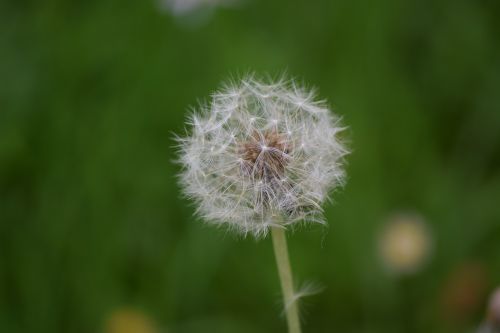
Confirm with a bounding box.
[487,288,500,330]
[378,213,432,275]
[176,75,348,332]
[159,0,236,17]
[476,287,500,333]
[177,75,347,237]
[104,308,159,333]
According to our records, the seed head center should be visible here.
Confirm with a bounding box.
[239,130,291,180]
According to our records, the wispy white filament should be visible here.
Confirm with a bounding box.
[177,75,348,238]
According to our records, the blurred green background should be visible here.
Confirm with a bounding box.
[1,0,500,332]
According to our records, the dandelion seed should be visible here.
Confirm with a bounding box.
[177,75,348,238]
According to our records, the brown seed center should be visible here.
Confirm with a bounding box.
[239,130,291,180]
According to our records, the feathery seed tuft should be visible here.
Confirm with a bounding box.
[176,75,348,237]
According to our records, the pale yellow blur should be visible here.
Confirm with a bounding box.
[378,213,432,274]
[104,308,160,333]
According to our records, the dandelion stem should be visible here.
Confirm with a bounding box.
[271,226,301,333]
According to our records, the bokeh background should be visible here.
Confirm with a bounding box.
[1,0,500,332]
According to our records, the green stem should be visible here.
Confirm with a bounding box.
[271,226,301,333]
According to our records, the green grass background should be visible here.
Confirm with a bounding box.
[1,0,500,332]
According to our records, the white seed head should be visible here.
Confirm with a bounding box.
[176,75,349,238]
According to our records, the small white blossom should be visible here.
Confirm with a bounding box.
[176,75,348,238]
[160,0,235,16]
[378,213,432,274]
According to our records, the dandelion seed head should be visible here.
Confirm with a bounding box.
[177,75,349,238]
